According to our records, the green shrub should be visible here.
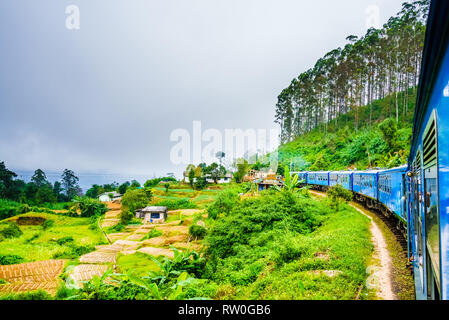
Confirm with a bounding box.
[207,189,239,220]
[153,199,197,210]
[73,196,108,218]
[0,254,24,265]
[189,225,207,240]
[142,228,162,240]
[0,222,22,240]
[120,209,134,225]
[121,189,151,212]
[52,244,95,259]
[0,290,53,300]
[106,223,125,233]
[327,184,353,211]
[42,219,55,230]
[204,192,326,284]
[24,233,41,243]
[56,236,75,246]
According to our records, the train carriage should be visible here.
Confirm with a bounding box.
[307,171,329,187]
[352,171,379,201]
[294,172,308,184]
[407,0,449,300]
[329,171,353,191]
[378,166,408,222]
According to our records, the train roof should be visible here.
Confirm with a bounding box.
[329,171,353,175]
[411,0,449,161]
[305,171,329,174]
[377,165,408,174]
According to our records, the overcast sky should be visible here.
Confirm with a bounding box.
[0,0,406,178]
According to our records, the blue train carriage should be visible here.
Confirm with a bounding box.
[329,171,353,191]
[352,170,379,203]
[377,166,408,223]
[408,0,449,300]
[291,171,308,184]
[306,171,329,189]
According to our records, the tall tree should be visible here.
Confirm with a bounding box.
[0,161,17,199]
[61,169,81,201]
[274,0,430,141]
[31,169,49,188]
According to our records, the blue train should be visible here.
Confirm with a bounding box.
[291,0,449,300]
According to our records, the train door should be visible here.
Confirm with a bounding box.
[411,150,425,296]
[422,113,441,300]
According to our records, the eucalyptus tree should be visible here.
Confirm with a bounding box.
[274,0,429,143]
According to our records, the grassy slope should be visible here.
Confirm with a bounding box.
[0,212,106,262]
[228,204,372,300]
[201,190,373,300]
[152,184,231,209]
[276,89,416,171]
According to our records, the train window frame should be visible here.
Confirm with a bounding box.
[411,148,424,294]
[422,110,441,298]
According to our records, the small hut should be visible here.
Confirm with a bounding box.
[256,173,283,192]
[135,206,168,224]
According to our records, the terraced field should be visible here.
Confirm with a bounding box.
[0,200,208,296]
[0,260,66,295]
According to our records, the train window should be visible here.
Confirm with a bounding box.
[412,151,424,294]
[388,176,391,195]
[422,114,440,298]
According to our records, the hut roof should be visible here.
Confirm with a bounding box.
[139,206,167,213]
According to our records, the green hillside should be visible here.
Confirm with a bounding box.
[275,89,416,172]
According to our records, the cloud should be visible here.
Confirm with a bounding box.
[0,0,405,178]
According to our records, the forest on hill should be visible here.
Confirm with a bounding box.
[276,90,415,172]
[272,0,430,172]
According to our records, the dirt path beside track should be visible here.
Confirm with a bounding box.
[309,190,397,300]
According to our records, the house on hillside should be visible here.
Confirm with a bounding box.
[98,191,122,202]
[135,206,168,224]
[255,173,284,192]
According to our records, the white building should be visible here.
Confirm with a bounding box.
[98,191,122,202]
[135,206,168,224]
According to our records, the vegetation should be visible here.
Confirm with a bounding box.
[273,166,301,193]
[152,199,197,211]
[200,190,372,299]
[275,100,414,172]
[0,222,23,240]
[275,1,429,143]
[0,254,24,265]
[189,224,207,240]
[0,162,82,204]
[78,188,371,300]
[121,189,151,213]
[85,183,119,199]
[73,196,108,218]
[206,189,240,220]
[184,162,228,189]
[233,160,250,184]
[327,185,354,212]
[0,212,106,262]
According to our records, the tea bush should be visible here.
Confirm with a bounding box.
[0,222,22,240]
[0,254,24,265]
